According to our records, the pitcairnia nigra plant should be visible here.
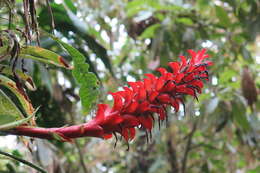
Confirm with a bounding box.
[0,0,212,147]
[3,47,212,145]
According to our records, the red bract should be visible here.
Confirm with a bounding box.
[90,49,212,141]
[9,49,212,144]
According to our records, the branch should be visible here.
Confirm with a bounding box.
[181,120,198,173]
[167,138,179,173]
[0,150,47,173]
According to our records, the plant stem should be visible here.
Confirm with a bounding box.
[5,121,104,141]
[0,150,47,173]
[181,120,198,173]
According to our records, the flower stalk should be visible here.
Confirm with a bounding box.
[6,49,212,143]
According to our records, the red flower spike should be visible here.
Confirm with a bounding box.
[8,49,212,145]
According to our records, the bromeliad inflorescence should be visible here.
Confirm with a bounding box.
[90,49,212,142]
[8,49,212,145]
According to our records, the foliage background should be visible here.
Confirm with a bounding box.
[0,0,259,172]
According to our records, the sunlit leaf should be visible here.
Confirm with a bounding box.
[0,65,36,91]
[0,107,38,130]
[20,46,72,69]
[0,74,34,116]
[0,89,23,125]
[47,34,100,114]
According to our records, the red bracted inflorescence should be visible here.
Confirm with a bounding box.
[9,49,212,144]
[87,49,213,142]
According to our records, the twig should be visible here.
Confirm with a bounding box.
[0,150,47,173]
[75,140,89,173]
[167,138,179,173]
[181,120,198,173]
[45,0,55,33]
[190,143,219,151]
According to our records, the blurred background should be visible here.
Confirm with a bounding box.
[0,0,259,172]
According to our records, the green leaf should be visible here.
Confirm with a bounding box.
[176,18,194,25]
[64,0,77,14]
[0,64,36,91]
[215,5,231,27]
[139,24,161,39]
[0,74,34,116]
[0,89,23,125]
[47,34,100,114]
[0,107,39,130]
[20,46,72,69]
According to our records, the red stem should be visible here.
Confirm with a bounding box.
[8,121,104,141]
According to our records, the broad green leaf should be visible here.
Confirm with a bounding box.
[0,65,36,91]
[0,74,34,116]
[0,108,38,131]
[47,34,100,114]
[20,46,72,69]
[0,89,23,125]
[215,5,231,27]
